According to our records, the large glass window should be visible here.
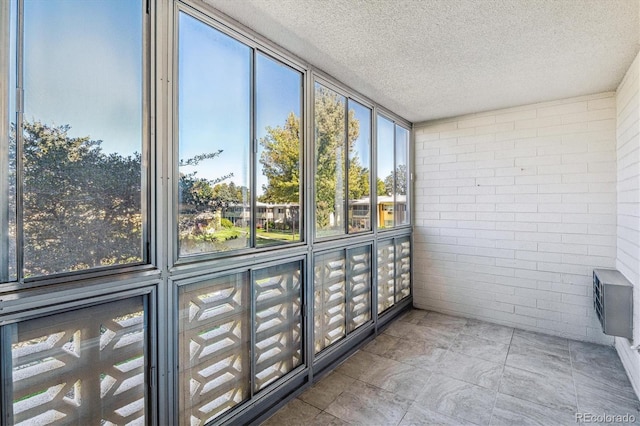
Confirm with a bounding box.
[395,126,410,226]
[1,0,18,282]
[1,2,413,423]
[315,83,371,238]
[178,13,303,257]
[314,84,346,238]
[178,13,251,256]
[348,101,372,233]
[376,116,395,229]
[376,115,410,229]
[2,0,146,279]
[256,53,303,247]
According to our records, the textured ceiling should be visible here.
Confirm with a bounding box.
[204,0,639,123]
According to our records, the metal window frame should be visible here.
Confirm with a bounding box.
[311,76,376,243]
[0,0,152,290]
[0,0,11,284]
[311,242,374,361]
[253,49,306,249]
[376,112,413,233]
[172,255,307,426]
[394,124,411,227]
[172,267,252,425]
[0,285,158,426]
[171,2,308,269]
[346,98,374,235]
[311,79,349,240]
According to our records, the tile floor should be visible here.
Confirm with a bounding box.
[262,308,640,425]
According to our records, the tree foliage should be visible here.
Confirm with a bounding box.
[259,112,300,203]
[259,87,370,230]
[18,121,142,276]
[383,164,407,196]
[178,152,249,237]
[376,178,387,196]
[178,150,232,212]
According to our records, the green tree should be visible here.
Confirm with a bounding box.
[347,154,370,200]
[376,177,387,196]
[259,112,300,203]
[178,151,235,235]
[259,87,369,230]
[19,121,142,276]
[212,182,246,206]
[384,164,407,196]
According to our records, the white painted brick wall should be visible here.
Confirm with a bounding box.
[414,92,618,344]
[614,52,640,398]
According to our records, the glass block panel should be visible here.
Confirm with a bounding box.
[9,297,146,425]
[178,273,250,425]
[395,237,411,302]
[254,261,302,391]
[313,250,346,354]
[377,239,395,314]
[347,246,372,333]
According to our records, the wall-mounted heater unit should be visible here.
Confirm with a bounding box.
[593,269,633,339]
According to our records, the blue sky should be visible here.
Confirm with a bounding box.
[179,12,302,196]
[17,3,400,197]
[256,52,302,196]
[23,0,143,155]
[349,100,371,180]
[377,115,395,181]
[396,125,409,171]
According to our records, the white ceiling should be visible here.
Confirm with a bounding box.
[204,0,639,124]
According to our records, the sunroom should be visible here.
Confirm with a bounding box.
[0,1,638,425]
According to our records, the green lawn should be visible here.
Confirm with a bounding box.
[256,229,300,241]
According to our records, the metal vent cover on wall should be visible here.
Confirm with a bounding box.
[593,269,633,340]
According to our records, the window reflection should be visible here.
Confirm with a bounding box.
[347,101,371,233]
[315,85,371,238]
[315,84,347,237]
[376,115,395,229]
[3,0,18,282]
[178,12,251,256]
[256,53,303,247]
[395,126,409,226]
[20,0,144,277]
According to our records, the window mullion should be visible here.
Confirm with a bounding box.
[392,123,397,228]
[15,0,23,282]
[250,268,256,398]
[0,0,10,283]
[344,99,350,235]
[250,49,256,249]
[0,325,15,425]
